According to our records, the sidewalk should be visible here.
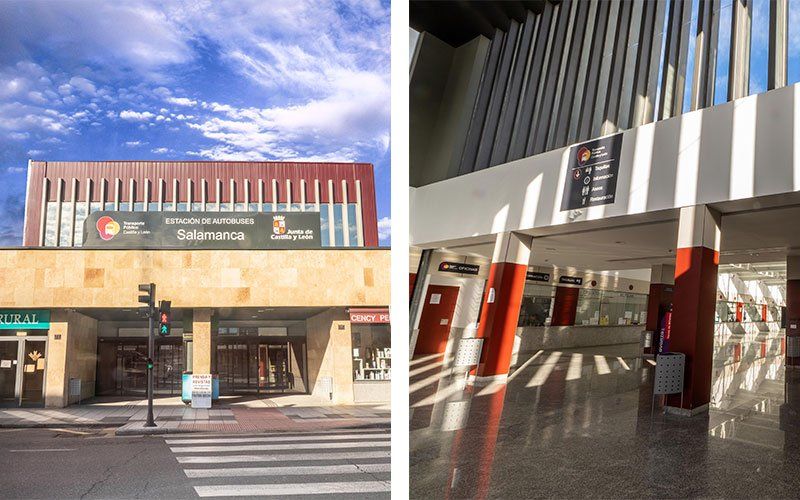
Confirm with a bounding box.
[0,395,390,435]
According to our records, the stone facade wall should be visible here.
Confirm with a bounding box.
[0,249,390,308]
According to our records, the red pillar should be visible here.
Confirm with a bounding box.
[666,205,721,415]
[786,256,800,366]
[551,285,579,326]
[473,232,532,382]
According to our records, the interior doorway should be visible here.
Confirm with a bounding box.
[415,285,460,355]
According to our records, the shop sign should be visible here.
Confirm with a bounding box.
[561,132,623,211]
[438,262,480,275]
[349,308,390,324]
[0,310,50,329]
[559,276,583,285]
[191,374,213,409]
[83,211,321,249]
[526,271,550,282]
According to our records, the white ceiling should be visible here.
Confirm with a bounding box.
[440,203,800,275]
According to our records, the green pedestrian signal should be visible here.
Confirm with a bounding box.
[146,357,154,370]
[158,300,171,336]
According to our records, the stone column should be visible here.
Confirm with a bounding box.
[192,308,213,375]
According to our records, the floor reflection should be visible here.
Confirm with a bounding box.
[410,336,800,499]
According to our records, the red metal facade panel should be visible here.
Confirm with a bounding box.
[23,161,380,246]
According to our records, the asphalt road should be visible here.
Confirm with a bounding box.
[0,427,391,499]
[0,427,194,499]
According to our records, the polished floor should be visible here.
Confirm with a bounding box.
[410,336,800,499]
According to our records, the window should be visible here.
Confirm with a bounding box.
[58,203,73,246]
[234,203,246,212]
[73,203,87,247]
[220,202,232,212]
[163,201,174,211]
[575,289,647,326]
[320,205,331,247]
[177,202,189,212]
[305,204,318,212]
[148,202,159,211]
[104,202,114,211]
[206,202,218,211]
[133,202,144,211]
[290,203,301,211]
[347,203,358,245]
[90,202,102,213]
[44,202,58,246]
[333,204,344,246]
[191,202,203,211]
[248,203,259,212]
[351,324,390,381]
[518,284,555,326]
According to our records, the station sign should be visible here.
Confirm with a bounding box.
[559,276,583,285]
[0,310,50,330]
[349,308,390,324]
[83,211,321,250]
[526,271,550,282]
[438,262,480,275]
[561,132,623,211]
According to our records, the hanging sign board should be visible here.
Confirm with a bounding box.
[526,271,550,282]
[83,211,321,249]
[559,276,583,285]
[191,374,213,409]
[561,132,623,211]
[438,262,480,275]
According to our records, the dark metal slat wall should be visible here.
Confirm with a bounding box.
[454,0,779,178]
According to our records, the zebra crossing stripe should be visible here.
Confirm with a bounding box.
[163,428,389,440]
[193,481,391,497]
[165,433,389,445]
[170,441,389,453]
[176,450,391,464]
[184,463,391,478]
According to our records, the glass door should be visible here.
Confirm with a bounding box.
[259,344,290,392]
[20,339,46,406]
[0,340,19,406]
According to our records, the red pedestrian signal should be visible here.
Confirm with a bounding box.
[158,300,171,336]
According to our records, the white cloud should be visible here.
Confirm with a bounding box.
[377,216,390,243]
[68,76,97,95]
[119,110,155,121]
[124,140,147,147]
[166,97,196,106]
[26,150,44,157]
[0,102,72,134]
[151,147,171,154]
[6,166,27,173]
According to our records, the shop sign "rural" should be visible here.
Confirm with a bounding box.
[0,310,51,329]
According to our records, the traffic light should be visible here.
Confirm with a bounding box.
[145,357,154,370]
[158,300,171,336]
[138,283,155,317]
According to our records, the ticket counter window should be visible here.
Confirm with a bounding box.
[518,284,555,326]
[352,325,391,381]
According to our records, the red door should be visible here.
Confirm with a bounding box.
[414,285,460,355]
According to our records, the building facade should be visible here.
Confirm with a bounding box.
[0,161,390,408]
[410,0,800,417]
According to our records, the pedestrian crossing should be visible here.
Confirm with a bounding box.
[164,428,391,498]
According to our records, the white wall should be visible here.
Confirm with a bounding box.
[412,82,800,247]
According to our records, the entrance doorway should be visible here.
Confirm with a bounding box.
[0,337,47,407]
[216,339,301,394]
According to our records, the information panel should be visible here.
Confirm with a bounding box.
[561,132,623,211]
[83,211,321,249]
[191,374,212,409]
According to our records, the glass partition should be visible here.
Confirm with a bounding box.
[518,284,555,326]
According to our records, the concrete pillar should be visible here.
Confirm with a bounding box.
[644,264,676,355]
[666,205,721,415]
[306,308,354,404]
[192,308,213,375]
[473,232,532,382]
[785,255,800,366]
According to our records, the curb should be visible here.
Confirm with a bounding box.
[0,422,121,429]
[115,426,200,436]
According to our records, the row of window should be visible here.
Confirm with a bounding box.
[517,283,649,327]
[44,202,360,247]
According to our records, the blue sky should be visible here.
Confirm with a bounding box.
[0,0,391,245]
